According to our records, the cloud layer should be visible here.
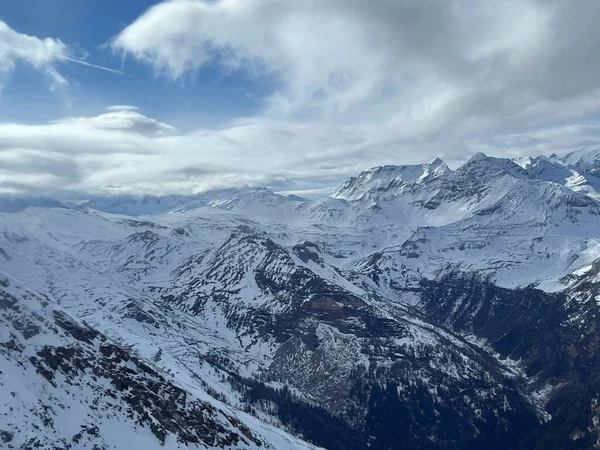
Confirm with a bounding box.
[3,1,600,197]
[3,106,600,199]
[0,108,393,196]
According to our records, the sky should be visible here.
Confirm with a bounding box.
[1,0,600,198]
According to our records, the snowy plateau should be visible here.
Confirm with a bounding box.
[3,148,600,449]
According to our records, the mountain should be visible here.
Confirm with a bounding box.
[79,187,303,218]
[0,273,318,450]
[331,157,451,202]
[416,259,600,449]
[560,147,600,174]
[0,195,70,213]
[308,157,453,229]
[347,153,600,293]
[3,149,600,449]
[517,149,600,200]
[80,194,189,216]
[0,208,540,450]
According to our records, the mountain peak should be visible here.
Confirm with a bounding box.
[422,157,451,178]
[461,152,528,179]
[427,156,445,166]
[468,152,489,162]
[560,146,600,169]
[331,157,450,201]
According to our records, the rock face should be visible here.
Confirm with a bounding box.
[3,150,600,449]
[417,266,600,449]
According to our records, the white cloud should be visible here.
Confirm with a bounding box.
[105,105,139,112]
[3,105,600,198]
[52,109,178,137]
[0,20,123,94]
[0,106,435,196]
[0,20,71,91]
[4,1,600,197]
[111,1,600,137]
[110,0,559,126]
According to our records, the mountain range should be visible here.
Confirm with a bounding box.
[3,147,600,449]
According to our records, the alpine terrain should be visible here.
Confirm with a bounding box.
[3,148,600,449]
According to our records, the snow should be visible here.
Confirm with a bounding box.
[331,157,451,201]
[0,276,319,450]
[3,149,600,447]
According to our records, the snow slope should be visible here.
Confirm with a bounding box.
[0,274,319,450]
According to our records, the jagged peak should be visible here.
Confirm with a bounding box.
[513,155,535,169]
[422,157,451,177]
[426,156,446,167]
[363,156,448,176]
[331,157,451,201]
[460,152,528,179]
[466,152,524,168]
[468,151,489,162]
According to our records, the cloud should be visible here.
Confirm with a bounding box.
[5,1,600,197]
[52,109,178,137]
[110,0,553,123]
[105,105,139,112]
[2,105,600,198]
[0,20,71,91]
[468,124,600,159]
[0,106,415,197]
[111,1,600,140]
[0,20,122,93]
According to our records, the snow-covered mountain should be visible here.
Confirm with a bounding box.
[0,208,539,449]
[516,148,600,200]
[0,195,70,213]
[0,273,319,450]
[331,157,451,202]
[3,149,600,449]
[347,153,600,294]
[79,187,303,217]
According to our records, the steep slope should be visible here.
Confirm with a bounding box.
[331,157,451,202]
[307,158,453,229]
[0,274,317,450]
[560,147,600,176]
[153,226,541,450]
[416,259,600,449]
[348,153,600,292]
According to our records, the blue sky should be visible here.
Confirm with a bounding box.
[0,0,270,128]
[1,0,600,198]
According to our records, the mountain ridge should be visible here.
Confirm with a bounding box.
[3,148,600,449]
